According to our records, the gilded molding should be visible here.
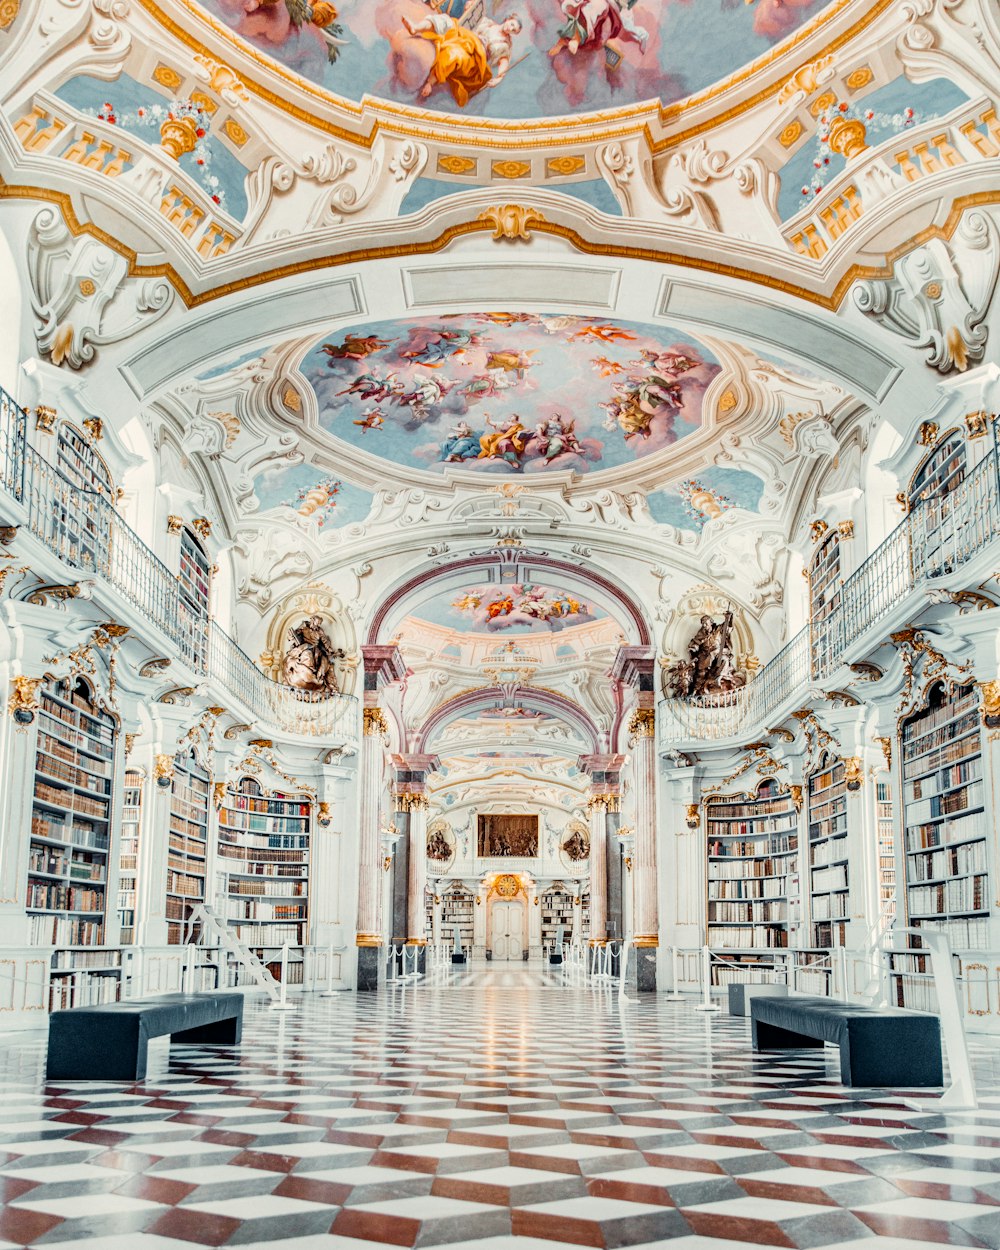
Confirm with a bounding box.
[979,680,1000,728]
[684,803,700,829]
[166,514,184,535]
[395,792,429,812]
[874,735,892,771]
[843,756,863,791]
[34,405,56,433]
[7,675,43,723]
[153,753,176,784]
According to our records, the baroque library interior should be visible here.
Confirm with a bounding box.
[2,0,1000,1245]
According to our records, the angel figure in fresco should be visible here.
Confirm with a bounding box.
[241,0,348,62]
[394,373,455,421]
[530,415,581,461]
[440,420,480,461]
[400,327,481,367]
[548,0,649,57]
[463,370,518,402]
[352,407,385,432]
[632,347,700,377]
[400,5,523,106]
[283,615,344,694]
[338,371,399,403]
[591,355,628,376]
[321,333,390,360]
[567,322,638,345]
[478,414,530,467]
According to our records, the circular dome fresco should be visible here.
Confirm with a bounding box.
[195,0,831,120]
[299,312,722,476]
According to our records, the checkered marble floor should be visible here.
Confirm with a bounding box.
[2,964,1000,1249]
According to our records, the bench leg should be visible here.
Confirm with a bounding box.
[172,1015,241,1045]
[753,1019,824,1051]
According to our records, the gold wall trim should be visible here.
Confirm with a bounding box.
[4,178,996,315]
[136,0,890,155]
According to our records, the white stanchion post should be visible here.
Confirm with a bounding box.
[666,945,684,1001]
[321,943,342,996]
[892,926,978,1111]
[837,945,849,1003]
[270,943,294,1010]
[694,945,721,1012]
[183,944,196,995]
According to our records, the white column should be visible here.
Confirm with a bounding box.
[356,708,387,949]
[630,710,658,945]
[407,796,428,945]
[526,880,542,958]
[473,880,488,955]
[588,795,608,944]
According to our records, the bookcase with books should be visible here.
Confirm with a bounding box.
[217,777,311,949]
[117,769,142,945]
[807,757,849,947]
[167,750,211,945]
[28,677,116,948]
[178,527,211,669]
[541,887,574,950]
[706,779,800,977]
[901,682,989,951]
[441,885,474,951]
[54,423,112,574]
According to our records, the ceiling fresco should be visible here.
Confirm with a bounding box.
[407,581,606,632]
[196,0,829,120]
[250,461,374,526]
[301,313,722,476]
[647,466,765,531]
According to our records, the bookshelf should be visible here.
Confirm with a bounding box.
[178,527,211,667]
[54,423,112,573]
[807,757,849,948]
[28,677,115,948]
[167,750,211,945]
[217,777,311,950]
[117,768,142,945]
[541,887,574,950]
[441,885,474,951]
[908,433,967,577]
[876,779,896,926]
[706,779,799,973]
[901,682,989,951]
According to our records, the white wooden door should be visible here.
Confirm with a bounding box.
[491,900,524,961]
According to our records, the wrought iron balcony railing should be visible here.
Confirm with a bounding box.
[660,442,1000,745]
[0,388,358,743]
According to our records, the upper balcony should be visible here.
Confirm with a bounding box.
[659,442,1000,747]
[0,388,359,748]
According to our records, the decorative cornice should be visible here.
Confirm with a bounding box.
[4,181,996,315]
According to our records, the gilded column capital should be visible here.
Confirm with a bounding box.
[363,706,389,736]
[628,708,655,738]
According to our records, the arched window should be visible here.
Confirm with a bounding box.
[908,433,966,508]
[178,526,211,668]
[52,422,113,573]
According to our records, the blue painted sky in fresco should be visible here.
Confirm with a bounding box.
[647,466,766,531]
[55,73,250,219]
[252,461,374,528]
[777,74,971,221]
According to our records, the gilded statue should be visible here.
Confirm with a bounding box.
[282,615,344,695]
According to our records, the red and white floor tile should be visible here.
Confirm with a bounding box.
[0,964,998,1249]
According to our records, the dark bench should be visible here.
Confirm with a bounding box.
[751,994,942,1087]
[47,991,244,1082]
